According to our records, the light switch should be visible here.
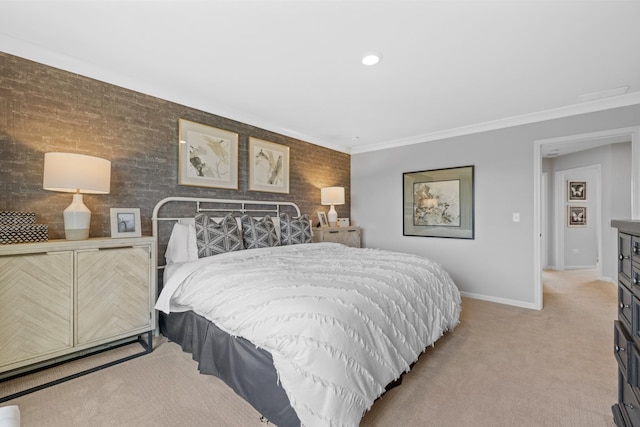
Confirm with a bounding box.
[512,213,520,222]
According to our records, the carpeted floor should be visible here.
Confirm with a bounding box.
[1,269,617,426]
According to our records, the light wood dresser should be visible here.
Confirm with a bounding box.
[0,237,156,379]
[313,226,361,248]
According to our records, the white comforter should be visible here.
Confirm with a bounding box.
[156,242,461,427]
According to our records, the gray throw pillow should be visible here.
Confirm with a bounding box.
[241,215,280,249]
[194,213,243,258]
[279,213,312,245]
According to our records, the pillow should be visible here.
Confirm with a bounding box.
[165,222,199,264]
[194,213,244,258]
[279,213,312,245]
[241,215,280,249]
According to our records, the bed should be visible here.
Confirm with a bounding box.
[152,197,461,427]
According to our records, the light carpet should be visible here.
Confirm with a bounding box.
[2,269,617,426]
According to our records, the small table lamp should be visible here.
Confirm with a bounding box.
[321,186,345,227]
[43,152,111,240]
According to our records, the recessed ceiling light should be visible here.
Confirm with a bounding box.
[362,53,381,66]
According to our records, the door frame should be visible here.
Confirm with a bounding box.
[533,126,640,309]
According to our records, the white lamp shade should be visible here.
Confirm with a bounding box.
[43,152,111,194]
[321,187,345,205]
[43,152,111,240]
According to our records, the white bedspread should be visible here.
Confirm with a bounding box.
[156,242,461,427]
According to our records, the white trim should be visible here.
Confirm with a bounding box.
[352,93,640,154]
[534,126,640,311]
[459,291,539,310]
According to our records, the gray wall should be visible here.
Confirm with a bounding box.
[352,105,640,307]
[0,52,351,239]
[545,142,631,279]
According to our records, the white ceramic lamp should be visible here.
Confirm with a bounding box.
[321,186,345,227]
[43,152,111,240]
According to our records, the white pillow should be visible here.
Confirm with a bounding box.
[165,222,198,264]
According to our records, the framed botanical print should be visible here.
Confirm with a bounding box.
[403,165,474,239]
[248,137,290,194]
[178,119,239,189]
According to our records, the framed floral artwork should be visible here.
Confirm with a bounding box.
[178,119,239,189]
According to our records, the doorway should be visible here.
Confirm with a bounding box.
[533,126,640,310]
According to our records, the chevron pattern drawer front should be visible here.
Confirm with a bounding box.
[0,251,73,370]
[76,246,152,346]
[0,237,156,376]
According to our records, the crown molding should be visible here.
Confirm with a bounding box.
[350,91,640,154]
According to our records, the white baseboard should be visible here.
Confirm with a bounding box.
[564,265,598,270]
[459,291,540,310]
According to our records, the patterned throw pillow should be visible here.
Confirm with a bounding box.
[241,215,280,249]
[279,213,312,245]
[194,213,243,258]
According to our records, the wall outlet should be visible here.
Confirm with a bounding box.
[512,213,520,222]
[573,248,580,253]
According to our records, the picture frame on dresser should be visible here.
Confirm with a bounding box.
[318,211,329,228]
[110,208,142,238]
[178,118,239,190]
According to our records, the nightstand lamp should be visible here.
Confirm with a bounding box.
[43,152,111,240]
[321,186,345,227]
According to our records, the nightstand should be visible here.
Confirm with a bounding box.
[313,226,361,248]
[0,236,156,396]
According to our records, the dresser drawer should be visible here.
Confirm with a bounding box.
[632,236,640,266]
[620,377,640,426]
[616,321,634,378]
[632,265,640,295]
[620,284,634,330]
[621,233,633,283]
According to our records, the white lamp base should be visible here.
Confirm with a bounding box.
[328,204,338,227]
[63,193,91,240]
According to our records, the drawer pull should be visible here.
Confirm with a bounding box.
[620,302,631,309]
[620,254,630,260]
[634,277,639,285]
[626,403,635,410]
[634,246,639,254]
[616,344,626,352]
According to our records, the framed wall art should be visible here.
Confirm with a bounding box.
[568,180,586,201]
[110,208,141,238]
[568,206,587,227]
[178,119,239,189]
[403,165,474,239]
[249,137,290,194]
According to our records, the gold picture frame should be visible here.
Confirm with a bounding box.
[178,119,239,189]
[248,137,290,194]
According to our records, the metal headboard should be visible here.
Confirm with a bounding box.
[151,196,302,270]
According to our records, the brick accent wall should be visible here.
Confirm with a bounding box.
[0,52,350,239]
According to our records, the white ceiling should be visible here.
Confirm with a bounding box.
[1,0,639,154]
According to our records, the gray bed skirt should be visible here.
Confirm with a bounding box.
[160,310,301,427]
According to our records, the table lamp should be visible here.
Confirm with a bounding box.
[321,186,345,227]
[43,152,111,240]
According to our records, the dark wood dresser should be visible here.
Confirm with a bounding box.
[612,220,640,426]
